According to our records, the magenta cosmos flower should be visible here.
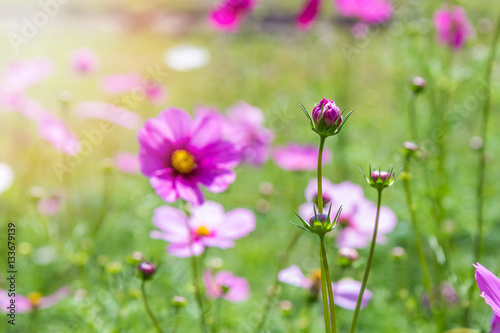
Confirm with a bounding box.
[150,201,255,257]
[273,143,332,171]
[204,270,249,302]
[210,0,256,32]
[138,108,240,205]
[474,263,500,328]
[70,48,99,75]
[1,286,70,313]
[434,5,474,50]
[278,265,372,310]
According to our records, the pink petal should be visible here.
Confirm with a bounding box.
[137,119,176,177]
[70,48,99,75]
[333,280,372,310]
[196,168,237,194]
[189,201,226,228]
[101,73,142,94]
[273,144,332,171]
[74,101,141,129]
[157,108,191,144]
[39,286,70,309]
[474,263,500,320]
[38,115,80,156]
[278,265,313,289]
[175,176,205,206]
[168,242,205,257]
[216,208,255,239]
[189,113,224,149]
[0,290,32,313]
[201,237,235,249]
[216,271,250,303]
[152,205,189,236]
[296,0,320,30]
[337,228,371,249]
[114,152,140,174]
[1,57,54,93]
[150,169,179,203]
[204,270,222,298]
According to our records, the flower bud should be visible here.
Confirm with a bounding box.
[127,251,144,266]
[337,247,359,267]
[309,213,328,227]
[172,295,187,307]
[410,77,427,93]
[278,300,293,316]
[138,261,156,281]
[363,165,397,191]
[390,247,407,261]
[312,98,342,130]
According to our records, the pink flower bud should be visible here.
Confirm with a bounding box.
[138,262,156,280]
[311,98,342,130]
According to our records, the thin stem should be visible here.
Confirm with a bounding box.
[255,230,303,332]
[141,281,163,333]
[349,190,382,333]
[317,136,326,213]
[320,236,337,333]
[408,93,419,142]
[211,298,223,333]
[190,252,208,333]
[402,163,441,332]
[171,308,181,333]
[319,236,332,333]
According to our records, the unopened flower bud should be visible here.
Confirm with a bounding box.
[127,251,144,266]
[410,77,427,93]
[312,98,342,130]
[172,295,187,307]
[279,300,293,316]
[138,261,156,280]
[403,141,418,152]
[363,165,397,191]
[390,247,407,261]
[337,247,359,267]
[309,213,328,227]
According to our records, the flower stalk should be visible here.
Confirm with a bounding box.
[141,280,163,333]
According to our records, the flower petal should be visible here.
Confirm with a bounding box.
[333,280,372,310]
[168,242,204,257]
[175,176,205,206]
[296,0,320,30]
[216,208,255,239]
[474,263,500,320]
[278,265,312,289]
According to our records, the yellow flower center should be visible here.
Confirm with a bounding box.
[196,226,210,237]
[171,150,196,174]
[28,292,43,307]
[309,269,322,285]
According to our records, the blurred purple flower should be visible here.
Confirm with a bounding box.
[204,270,249,302]
[38,115,80,156]
[336,0,392,24]
[70,48,99,75]
[114,152,140,174]
[210,0,256,32]
[273,143,332,171]
[74,101,141,129]
[474,263,500,323]
[0,287,70,313]
[278,265,372,310]
[38,190,65,216]
[137,108,239,205]
[434,5,474,50]
[296,0,320,30]
[150,201,255,257]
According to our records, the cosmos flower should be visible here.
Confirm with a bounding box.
[204,270,249,302]
[273,143,332,171]
[0,57,54,93]
[434,5,474,50]
[74,101,141,129]
[114,152,140,174]
[38,115,80,156]
[100,73,166,104]
[38,190,65,216]
[278,265,372,310]
[0,287,70,313]
[138,107,240,205]
[70,48,99,75]
[210,0,256,32]
[150,201,255,257]
[0,162,14,195]
[474,263,500,322]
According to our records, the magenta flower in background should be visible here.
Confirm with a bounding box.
[434,5,474,50]
[296,0,320,30]
[38,115,80,156]
[336,0,392,24]
[70,48,99,75]
[150,201,255,257]
[138,108,240,205]
[114,152,140,174]
[474,263,500,321]
[0,57,54,93]
[210,0,256,32]
[144,82,167,105]
[38,190,65,216]
[278,265,372,310]
[0,287,70,313]
[74,101,141,129]
[273,143,332,171]
[204,270,249,302]
[101,73,142,94]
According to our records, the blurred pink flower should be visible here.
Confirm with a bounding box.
[273,143,332,171]
[210,0,256,32]
[278,265,372,310]
[101,73,142,94]
[336,0,392,24]
[474,263,500,322]
[17,97,53,122]
[70,48,99,75]
[0,287,70,313]
[74,101,141,129]
[137,107,239,205]
[296,0,320,30]
[434,5,474,50]
[38,190,65,216]
[144,82,167,105]
[114,152,140,174]
[0,57,54,93]
[204,270,249,302]
[38,115,80,156]
[224,102,274,166]
[150,201,255,257]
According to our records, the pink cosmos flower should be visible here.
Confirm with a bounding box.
[150,201,255,257]
[100,73,166,105]
[38,115,80,156]
[70,48,99,75]
[74,101,141,129]
[0,57,54,93]
[38,190,65,216]
[114,152,140,174]
[204,270,249,302]
[144,82,167,105]
[224,102,274,166]
[210,0,256,32]
[474,263,500,322]
[273,143,332,171]
[138,108,240,205]
[0,287,70,313]
[336,0,392,24]
[278,265,372,310]
[434,5,474,50]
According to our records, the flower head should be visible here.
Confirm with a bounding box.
[210,0,256,32]
[292,204,342,236]
[273,143,332,171]
[360,165,398,191]
[434,5,474,50]
[1,287,70,313]
[301,98,352,138]
[138,108,240,206]
[336,0,392,24]
[70,48,99,75]
[410,77,427,94]
[150,201,255,257]
[296,0,320,30]
[138,262,156,281]
[204,270,249,302]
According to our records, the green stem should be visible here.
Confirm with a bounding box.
[255,230,303,332]
[349,189,382,333]
[141,281,163,333]
[317,136,326,213]
[408,93,419,142]
[172,308,180,333]
[319,236,332,333]
[190,252,208,333]
[320,236,337,333]
[211,298,223,333]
